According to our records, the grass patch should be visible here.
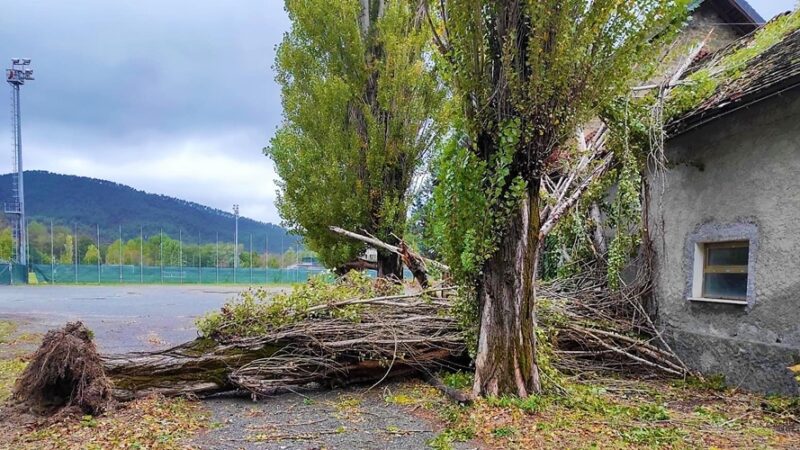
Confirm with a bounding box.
[621,426,684,446]
[0,358,26,402]
[330,394,364,420]
[383,375,800,449]
[10,396,208,449]
[0,320,18,344]
[671,374,728,392]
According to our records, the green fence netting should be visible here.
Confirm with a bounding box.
[31,264,326,285]
[0,263,27,285]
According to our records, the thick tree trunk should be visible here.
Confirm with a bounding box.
[334,259,379,276]
[102,338,458,400]
[101,338,279,399]
[473,189,541,397]
[590,202,607,255]
[376,249,402,279]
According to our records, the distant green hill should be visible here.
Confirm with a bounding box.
[0,170,299,253]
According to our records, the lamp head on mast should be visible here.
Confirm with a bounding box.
[7,59,34,85]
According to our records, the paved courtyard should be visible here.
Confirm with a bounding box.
[0,285,259,353]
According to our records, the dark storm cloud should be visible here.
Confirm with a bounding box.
[0,1,290,222]
[0,0,288,154]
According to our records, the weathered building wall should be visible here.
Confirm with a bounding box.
[650,3,746,85]
[648,89,800,394]
[686,3,746,52]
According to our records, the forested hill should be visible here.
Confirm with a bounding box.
[0,171,299,253]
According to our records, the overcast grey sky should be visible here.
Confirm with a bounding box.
[0,1,795,223]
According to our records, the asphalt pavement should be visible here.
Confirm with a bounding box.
[0,285,261,353]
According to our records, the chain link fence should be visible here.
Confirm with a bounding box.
[30,263,324,285]
[3,222,326,285]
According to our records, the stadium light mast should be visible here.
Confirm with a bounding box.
[5,58,34,266]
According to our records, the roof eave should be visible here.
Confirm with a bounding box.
[667,74,800,139]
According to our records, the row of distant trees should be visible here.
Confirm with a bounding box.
[0,221,308,268]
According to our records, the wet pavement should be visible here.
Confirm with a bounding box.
[0,285,258,353]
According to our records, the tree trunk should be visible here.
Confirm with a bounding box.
[376,249,402,279]
[102,338,458,400]
[101,338,279,399]
[590,202,607,255]
[473,189,541,397]
[334,258,379,276]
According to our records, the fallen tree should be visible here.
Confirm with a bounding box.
[12,258,689,415]
[13,274,467,414]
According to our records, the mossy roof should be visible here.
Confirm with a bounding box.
[669,13,800,136]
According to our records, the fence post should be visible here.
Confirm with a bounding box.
[215,233,219,284]
[97,224,101,284]
[50,220,54,283]
[249,234,253,284]
[264,231,269,285]
[160,228,163,284]
[179,229,183,284]
[119,225,122,284]
[198,232,202,284]
[74,223,78,284]
[140,226,144,284]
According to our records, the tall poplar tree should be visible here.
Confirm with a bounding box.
[428,0,690,397]
[268,0,444,276]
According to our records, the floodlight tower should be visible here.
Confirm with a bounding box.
[5,59,34,265]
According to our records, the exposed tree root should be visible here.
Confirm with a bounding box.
[14,322,111,415]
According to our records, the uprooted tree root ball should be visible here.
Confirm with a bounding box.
[13,321,111,415]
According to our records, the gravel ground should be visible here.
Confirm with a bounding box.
[193,383,470,450]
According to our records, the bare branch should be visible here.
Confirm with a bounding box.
[329,226,449,272]
[540,153,614,238]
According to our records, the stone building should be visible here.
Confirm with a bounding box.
[649,16,800,394]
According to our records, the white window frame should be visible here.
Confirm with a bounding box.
[685,222,758,307]
[689,241,749,305]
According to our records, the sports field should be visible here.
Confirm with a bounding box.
[0,285,285,353]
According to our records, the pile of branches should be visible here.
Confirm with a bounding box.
[215,285,467,396]
[539,256,689,378]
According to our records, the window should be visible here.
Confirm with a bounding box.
[701,241,749,301]
[686,223,757,306]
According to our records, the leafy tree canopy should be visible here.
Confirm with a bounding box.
[431,0,692,285]
[268,0,446,271]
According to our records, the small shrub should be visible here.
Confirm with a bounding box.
[441,371,473,390]
[491,426,517,438]
[638,403,670,422]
